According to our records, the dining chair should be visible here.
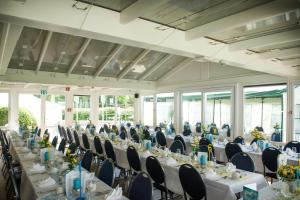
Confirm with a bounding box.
[66,127,74,143]
[174,135,186,151]
[131,134,140,143]
[156,131,167,148]
[51,136,58,147]
[7,169,21,200]
[96,158,115,187]
[104,140,116,164]
[284,141,300,153]
[104,124,110,133]
[154,126,162,132]
[130,127,137,137]
[68,143,77,154]
[255,126,264,132]
[58,138,66,153]
[61,126,68,141]
[169,140,184,154]
[128,172,152,200]
[99,127,105,134]
[199,138,215,160]
[183,129,192,136]
[143,128,151,140]
[82,133,90,151]
[179,164,207,200]
[81,150,93,172]
[37,128,41,137]
[57,125,63,138]
[93,136,104,159]
[146,156,172,200]
[225,142,243,162]
[127,146,142,175]
[119,130,127,140]
[262,147,281,183]
[231,152,255,172]
[233,136,245,145]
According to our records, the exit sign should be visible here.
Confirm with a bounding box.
[40,89,48,96]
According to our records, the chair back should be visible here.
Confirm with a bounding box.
[82,133,90,150]
[225,142,242,161]
[182,129,192,136]
[130,127,137,137]
[104,140,116,163]
[69,143,77,154]
[233,136,244,145]
[73,130,81,147]
[104,124,110,133]
[37,128,41,137]
[9,169,21,200]
[154,127,162,132]
[82,150,93,172]
[51,136,58,147]
[199,138,211,146]
[96,158,115,187]
[262,147,281,173]
[143,129,150,140]
[156,131,167,147]
[127,146,142,173]
[128,172,152,200]
[179,164,206,200]
[66,127,73,143]
[169,140,184,154]
[61,126,68,141]
[58,125,63,137]
[174,135,186,151]
[231,152,255,172]
[58,138,66,153]
[131,134,140,143]
[284,141,300,153]
[146,156,165,184]
[255,126,264,132]
[119,130,127,140]
[93,136,103,155]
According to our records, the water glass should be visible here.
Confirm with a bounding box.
[176,148,181,154]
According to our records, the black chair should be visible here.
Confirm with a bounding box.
[99,127,105,133]
[127,146,142,174]
[155,127,162,132]
[169,140,184,154]
[231,152,255,172]
[255,126,264,132]
[233,136,244,145]
[284,141,300,153]
[128,172,152,200]
[8,169,21,200]
[179,164,207,200]
[81,150,93,172]
[143,129,151,140]
[68,143,77,154]
[119,130,127,140]
[73,130,81,148]
[33,126,38,135]
[104,140,116,164]
[93,136,104,158]
[96,158,115,187]
[66,127,73,143]
[174,135,186,151]
[37,128,41,137]
[183,129,192,136]
[57,125,63,138]
[222,124,231,137]
[61,126,68,141]
[131,134,140,143]
[104,124,110,133]
[146,156,172,200]
[130,127,137,137]
[198,138,215,160]
[58,138,66,153]
[225,142,242,161]
[51,136,58,147]
[82,133,90,151]
[156,131,167,148]
[262,147,281,183]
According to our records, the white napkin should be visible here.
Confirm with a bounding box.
[251,142,258,152]
[166,157,177,166]
[29,163,46,174]
[286,148,297,157]
[205,168,218,179]
[106,185,123,200]
[223,138,228,146]
[38,177,56,188]
[143,150,152,157]
[225,162,236,173]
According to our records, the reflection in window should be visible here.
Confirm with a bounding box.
[99,95,116,125]
[73,95,90,126]
[243,84,287,141]
[205,91,231,129]
[182,92,202,130]
[156,93,174,126]
[0,93,9,127]
[45,95,65,136]
[117,96,134,123]
[294,85,300,141]
[143,96,154,126]
[19,94,40,129]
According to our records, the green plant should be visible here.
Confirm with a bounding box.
[0,107,8,126]
[18,108,37,130]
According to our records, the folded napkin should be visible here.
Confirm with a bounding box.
[251,142,258,152]
[205,169,218,179]
[223,138,228,146]
[106,185,123,200]
[38,177,56,189]
[166,157,177,166]
[225,162,236,173]
[143,150,152,157]
[29,163,46,174]
[286,148,297,157]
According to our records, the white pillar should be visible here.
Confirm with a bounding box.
[174,91,180,133]
[201,92,206,127]
[234,83,243,139]
[8,89,18,131]
[286,81,293,142]
[134,94,141,125]
[40,95,46,132]
[65,92,73,127]
[153,94,157,127]
[90,93,99,127]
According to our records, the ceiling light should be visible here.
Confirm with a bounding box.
[94,56,99,60]
[19,63,23,67]
[84,70,88,74]
[54,67,58,71]
[82,64,95,68]
[132,64,146,73]
[22,45,28,49]
[61,51,66,55]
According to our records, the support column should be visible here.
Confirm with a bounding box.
[286,81,293,142]
[8,89,18,131]
[134,94,141,125]
[40,95,46,132]
[234,83,243,139]
[65,92,73,127]
[90,93,99,127]
[174,91,180,133]
[153,94,157,127]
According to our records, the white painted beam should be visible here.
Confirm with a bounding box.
[120,0,169,24]
[36,31,52,73]
[139,54,173,80]
[186,0,300,40]
[259,47,300,59]
[281,59,300,66]
[67,38,91,75]
[0,23,23,75]
[94,44,123,77]
[158,59,193,81]
[229,29,300,51]
[117,49,150,80]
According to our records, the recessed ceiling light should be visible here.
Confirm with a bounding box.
[19,63,23,67]
[84,70,88,74]
[22,45,27,49]
[54,67,58,71]
[82,64,95,68]
[132,64,146,73]
[61,51,66,55]
[94,55,99,60]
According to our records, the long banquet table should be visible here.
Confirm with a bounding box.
[80,133,268,200]
[8,131,127,200]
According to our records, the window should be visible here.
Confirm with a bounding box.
[117,95,134,123]
[99,95,116,124]
[294,85,300,141]
[73,95,90,126]
[156,93,174,126]
[143,96,154,126]
[205,91,231,129]
[182,92,202,129]
[0,93,9,127]
[243,84,287,141]
[19,94,41,129]
[45,95,65,135]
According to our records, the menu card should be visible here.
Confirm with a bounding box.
[243,183,258,200]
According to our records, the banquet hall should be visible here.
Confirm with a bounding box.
[0,0,300,200]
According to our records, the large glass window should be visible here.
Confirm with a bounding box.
[156,93,174,126]
[73,95,90,126]
[182,92,202,129]
[143,96,154,126]
[117,95,134,123]
[205,91,231,129]
[45,95,65,136]
[0,93,9,127]
[243,84,287,141]
[19,94,41,129]
[294,85,300,141]
[99,95,116,125]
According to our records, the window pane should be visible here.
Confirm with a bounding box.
[294,85,300,140]
[73,95,90,126]
[99,95,116,124]
[0,93,9,127]
[19,94,41,129]
[45,95,65,136]
[205,91,231,129]
[117,95,134,123]
[243,84,287,141]
[182,92,202,129]
[156,93,174,126]
[143,96,154,126]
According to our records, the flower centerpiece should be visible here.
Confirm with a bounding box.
[201,124,208,138]
[63,148,78,170]
[38,134,51,148]
[277,165,300,197]
[191,135,199,153]
[251,128,265,140]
